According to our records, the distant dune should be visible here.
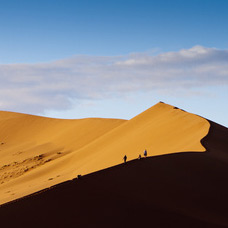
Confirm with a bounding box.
[1,102,227,227]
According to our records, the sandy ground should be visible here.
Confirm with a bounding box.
[0,102,209,205]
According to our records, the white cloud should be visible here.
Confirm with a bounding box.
[0,46,227,114]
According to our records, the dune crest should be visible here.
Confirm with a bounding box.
[0,102,209,204]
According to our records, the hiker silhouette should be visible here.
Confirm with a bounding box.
[123,155,127,163]
[144,149,147,158]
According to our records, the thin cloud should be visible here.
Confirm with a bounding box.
[0,46,227,114]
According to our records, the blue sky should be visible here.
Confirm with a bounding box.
[0,0,228,126]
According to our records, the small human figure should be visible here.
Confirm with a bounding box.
[144,149,147,158]
[138,154,141,159]
[123,155,127,163]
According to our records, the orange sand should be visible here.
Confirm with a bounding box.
[0,102,209,205]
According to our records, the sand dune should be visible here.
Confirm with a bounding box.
[0,113,125,204]
[0,102,209,205]
[0,120,227,227]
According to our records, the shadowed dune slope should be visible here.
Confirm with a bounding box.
[0,121,227,228]
[0,102,209,204]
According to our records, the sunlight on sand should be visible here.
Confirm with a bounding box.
[0,102,209,205]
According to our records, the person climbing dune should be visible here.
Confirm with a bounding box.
[123,155,127,163]
[144,149,147,158]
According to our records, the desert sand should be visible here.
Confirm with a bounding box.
[0,102,209,205]
[0,102,227,227]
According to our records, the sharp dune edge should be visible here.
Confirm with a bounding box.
[0,102,228,227]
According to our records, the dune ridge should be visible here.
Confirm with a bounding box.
[0,102,210,205]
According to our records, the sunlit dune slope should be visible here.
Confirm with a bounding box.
[0,102,209,204]
[0,113,125,204]
[67,102,209,176]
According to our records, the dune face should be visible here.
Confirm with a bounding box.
[0,120,228,228]
[0,102,209,205]
[0,114,125,204]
